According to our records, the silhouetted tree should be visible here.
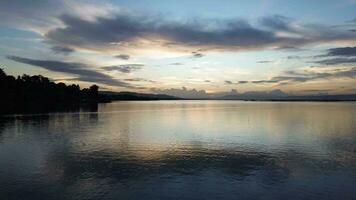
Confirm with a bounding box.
[90,85,99,97]
[0,69,106,114]
[0,68,6,78]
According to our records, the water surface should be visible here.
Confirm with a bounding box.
[1,101,356,200]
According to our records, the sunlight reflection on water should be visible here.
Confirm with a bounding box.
[1,101,356,200]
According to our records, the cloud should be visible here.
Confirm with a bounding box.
[2,1,356,54]
[50,46,75,55]
[7,56,132,87]
[42,12,356,54]
[0,0,117,32]
[286,56,302,59]
[251,80,280,84]
[260,15,293,32]
[1,0,356,58]
[124,78,156,83]
[101,64,144,73]
[192,52,205,58]
[151,87,209,99]
[315,58,356,65]
[224,80,251,84]
[170,62,183,66]
[224,80,233,84]
[257,60,273,63]
[274,46,303,51]
[0,0,65,30]
[324,46,356,57]
[44,14,278,52]
[115,54,130,60]
[241,67,356,85]
[313,46,356,65]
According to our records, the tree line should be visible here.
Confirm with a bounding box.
[0,68,106,114]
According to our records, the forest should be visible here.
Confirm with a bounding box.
[0,69,106,114]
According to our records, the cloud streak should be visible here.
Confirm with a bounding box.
[315,58,356,65]
[237,67,356,86]
[50,46,75,55]
[115,54,130,60]
[192,52,205,58]
[324,46,356,57]
[7,56,132,87]
[314,46,356,65]
[257,60,273,63]
[101,64,144,73]
[124,78,156,83]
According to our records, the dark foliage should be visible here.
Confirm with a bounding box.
[0,69,105,114]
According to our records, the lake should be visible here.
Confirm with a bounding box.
[1,101,356,200]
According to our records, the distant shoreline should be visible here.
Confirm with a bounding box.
[1,69,355,115]
[108,99,356,102]
[2,99,355,116]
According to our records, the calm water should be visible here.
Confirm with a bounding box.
[1,101,356,200]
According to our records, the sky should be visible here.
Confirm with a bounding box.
[1,0,356,98]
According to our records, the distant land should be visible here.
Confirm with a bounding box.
[102,90,356,101]
[100,91,180,101]
[1,69,356,115]
[218,91,356,101]
[219,94,356,101]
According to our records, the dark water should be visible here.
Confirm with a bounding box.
[1,101,356,200]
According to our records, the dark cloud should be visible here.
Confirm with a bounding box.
[242,67,356,85]
[115,54,130,60]
[260,15,293,32]
[251,80,279,84]
[257,60,273,63]
[286,56,302,59]
[124,78,156,83]
[44,13,356,53]
[315,58,356,65]
[325,46,356,57]
[224,80,252,84]
[2,1,356,54]
[204,80,211,82]
[7,56,132,87]
[273,46,302,51]
[313,46,356,65]
[0,0,66,28]
[50,46,75,55]
[192,52,204,58]
[225,80,251,84]
[45,14,278,51]
[101,64,144,73]
[170,62,183,65]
